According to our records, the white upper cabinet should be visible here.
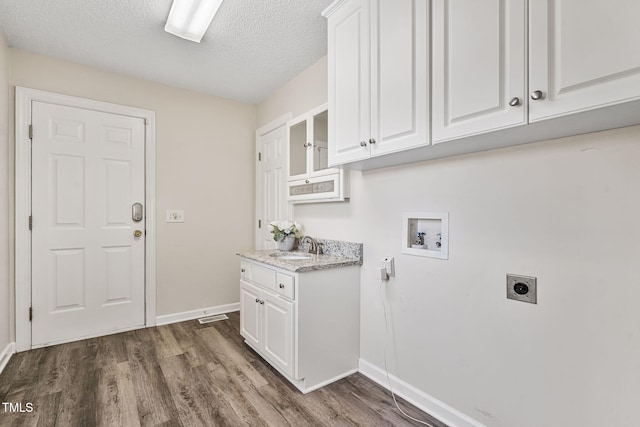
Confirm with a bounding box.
[433,0,640,143]
[324,0,640,171]
[288,104,333,180]
[326,0,371,165]
[325,0,430,166]
[529,0,640,121]
[287,104,348,203]
[432,0,527,143]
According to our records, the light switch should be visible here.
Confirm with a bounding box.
[166,210,184,223]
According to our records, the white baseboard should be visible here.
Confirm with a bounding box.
[0,342,16,376]
[155,303,240,326]
[358,358,485,427]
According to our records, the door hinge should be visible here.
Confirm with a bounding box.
[258,219,261,228]
[258,152,262,161]
[28,124,33,140]
[29,215,32,230]
[29,307,32,322]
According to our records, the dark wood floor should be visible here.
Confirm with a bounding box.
[0,312,446,427]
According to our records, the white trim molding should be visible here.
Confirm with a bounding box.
[0,342,16,376]
[156,303,240,326]
[358,359,486,427]
[14,87,157,352]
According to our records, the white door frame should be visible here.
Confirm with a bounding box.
[255,113,292,249]
[15,87,157,352]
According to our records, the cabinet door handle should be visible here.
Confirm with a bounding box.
[369,138,376,144]
[305,179,310,184]
[509,97,521,106]
[303,142,311,148]
[530,90,544,101]
[255,298,259,303]
[279,283,285,289]
[360,141,367,147]
[260,300,264,305]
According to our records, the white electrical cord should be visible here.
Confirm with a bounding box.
[379,279,435,427]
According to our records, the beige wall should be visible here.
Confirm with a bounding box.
[9,49,257,319]
[257,60,640,427]
[0,34,10,350]
[257,56,327,128]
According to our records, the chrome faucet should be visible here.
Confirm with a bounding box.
[300,236,323,255]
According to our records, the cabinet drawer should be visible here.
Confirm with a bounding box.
[288,173,341,202]
[276,272,295,300]
[251,263,276,291]
[240,260,251,280]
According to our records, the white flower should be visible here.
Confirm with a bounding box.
[269,219,303,241]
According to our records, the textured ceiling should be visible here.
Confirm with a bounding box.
[0,0,332,104]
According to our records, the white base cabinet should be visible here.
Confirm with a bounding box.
[239,258,360,393]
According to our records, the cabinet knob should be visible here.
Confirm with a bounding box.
[255,298,259,303]
[509,97,521,107]
[530,90,544,101]
[260,300,264,305]
[241,268,245,273]
[303,142,311,148]
[360,141,367,147]
[369,138,376,144]
[279,283,285,289]
[305,179,310,184]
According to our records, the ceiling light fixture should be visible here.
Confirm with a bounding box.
[164,0,224,43]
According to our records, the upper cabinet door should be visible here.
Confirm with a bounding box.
[311,109,330,173]
[432,0,527,143]
[370,0,430,157]
[529,0,640,122]
[327,0,371,166]
[288,117,308,180]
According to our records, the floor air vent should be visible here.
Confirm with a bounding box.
[197,314,229,324]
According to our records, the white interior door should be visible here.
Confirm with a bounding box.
[256,125,288,249]
[31,101,146,347]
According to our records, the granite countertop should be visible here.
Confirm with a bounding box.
[237,249,362,273]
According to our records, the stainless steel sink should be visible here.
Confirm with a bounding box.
[270,253,312,260]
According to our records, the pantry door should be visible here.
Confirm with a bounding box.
[256,115,291,249]
[30,101,146,347]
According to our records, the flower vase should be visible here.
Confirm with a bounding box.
[277,235,296,251]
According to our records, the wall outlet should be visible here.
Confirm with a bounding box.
[166,210,185,223]
[383,257,395,277]
[506,274,537,304]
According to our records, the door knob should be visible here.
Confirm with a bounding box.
[509,97,521,106]
[530,90,544,100]
[134,230,143,238]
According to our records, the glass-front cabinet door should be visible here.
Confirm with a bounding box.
[288,120,307,178]
[311,110,329,173]
[286,104,348,203]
